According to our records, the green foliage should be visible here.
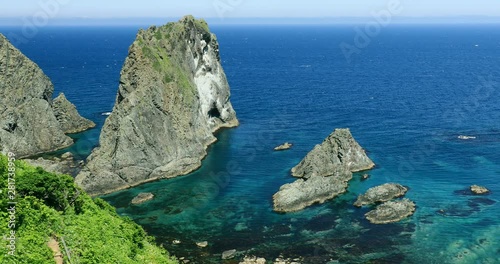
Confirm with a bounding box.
[194,19,210,32]
[0,155,177,264]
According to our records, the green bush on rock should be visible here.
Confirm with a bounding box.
[0,155,177,264]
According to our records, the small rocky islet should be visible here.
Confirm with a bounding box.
[273,128,375,213]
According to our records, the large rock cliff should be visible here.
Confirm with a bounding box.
[0,34,94,158]
[273,129,374,212]
[76,16,238,195]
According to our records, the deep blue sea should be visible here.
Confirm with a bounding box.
[2,24,499,263]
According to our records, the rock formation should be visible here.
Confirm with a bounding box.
[274,142,292,151]
[222,249,237,260]
[240,256,266,264]
[354,183,408,207]
[470,185,489,195]
[130,192,154,205]
[52,93,95,133]
[364,198,416,224]
[273,129,374,212]
[76,16,238,195]
[0,33,93,158]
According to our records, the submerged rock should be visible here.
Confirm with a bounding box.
[131,192,154,205]
[196,241,208,248]
[239,256,266,264]
[470,185,489,195]
[0,34,92,158]
[76,16,238,195]
[354,183,408,207]
[222,249,237,260]
[273,129,374,212]
[274,142,293,151]
[52,93,95,134]
[365,199,416,224]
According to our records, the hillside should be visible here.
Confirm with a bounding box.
[0,154,177,264]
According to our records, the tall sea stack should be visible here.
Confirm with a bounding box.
[0,34,94,158]
[76,16,238,195]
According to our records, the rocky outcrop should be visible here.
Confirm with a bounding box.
[24,152,83,176]
[470,185,489,195]
[130,192,154,205]
[273,129,374,212]
[76,16,238,196]
[222,249,237,260]
[274,142,292,151]
[0,34,93,158]
[354,183,408,207]
[364,198,416,224]
[52,93,95,134]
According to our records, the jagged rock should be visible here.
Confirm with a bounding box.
[222,249,237,260]
[365,198,416,224]
[76,16,238,196]
[196,241,208,248]
[470,185,489,195]
[52,93,95,134]
[273,129,374,212]
[354,183,408,207]
[273,174,351,213]
[274,142,292,151]
[240,256,266,264]
[131,192,154,205]
[23,152,82,176]
[0,34,92,158]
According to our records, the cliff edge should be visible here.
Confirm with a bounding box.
[76,16,238,195]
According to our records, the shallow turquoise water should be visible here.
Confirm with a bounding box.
[3,24,499,263]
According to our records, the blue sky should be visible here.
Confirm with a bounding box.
[3,0,500,18]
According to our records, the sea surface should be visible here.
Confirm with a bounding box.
[2,24,499,263]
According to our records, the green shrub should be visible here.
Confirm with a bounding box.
[0,155,177,264]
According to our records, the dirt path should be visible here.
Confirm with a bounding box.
[47,237,64,264]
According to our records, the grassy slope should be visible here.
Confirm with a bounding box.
[0,154,177,264]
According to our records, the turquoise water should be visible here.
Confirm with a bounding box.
[3,24,499,263]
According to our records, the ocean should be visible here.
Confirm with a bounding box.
[2,23,499,263]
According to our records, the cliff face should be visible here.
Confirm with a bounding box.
[0,34,94,158]
[76,16,238,195]
[273,129,374,212]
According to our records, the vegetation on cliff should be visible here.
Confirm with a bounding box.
[0,154,177,264]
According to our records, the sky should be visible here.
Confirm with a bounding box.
[1,0,500,25]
